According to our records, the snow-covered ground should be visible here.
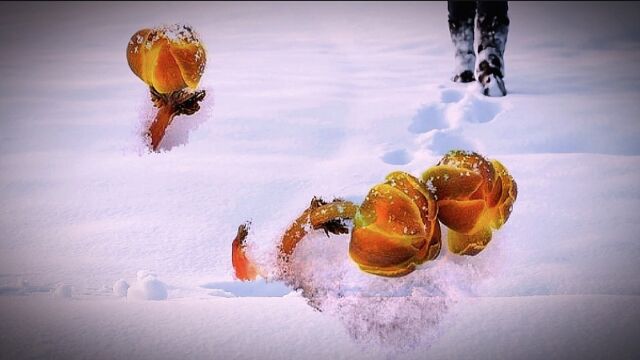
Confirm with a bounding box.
[1,2,640,359]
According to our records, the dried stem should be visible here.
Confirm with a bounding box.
[230,197,359,282]
[277,197,358,278]
[147,87,206,151]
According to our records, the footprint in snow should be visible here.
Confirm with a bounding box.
[381,148,413,166]
[381,87,507,162]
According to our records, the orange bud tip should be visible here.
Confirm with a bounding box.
[231,223,259,281]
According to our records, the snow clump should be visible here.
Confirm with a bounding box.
[113,279,130,297]
[52,284,73,299]
[127,271,168,301]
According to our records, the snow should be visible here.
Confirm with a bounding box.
[52,284,73,299]
[126,271,168,301]
[113,279,130,297]
[0,295,638,359]
[1,1,640,359]
[201,279,292,297]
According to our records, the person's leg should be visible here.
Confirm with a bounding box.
[448,1,477,83]
[476,1,509,96]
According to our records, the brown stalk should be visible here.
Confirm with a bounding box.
[231,197,359,281]
[147,87,206,151]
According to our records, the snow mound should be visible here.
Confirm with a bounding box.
[408,104,450,134]
[112,279,129,298]
[283,290,303,298]
[52,284,73,299]
[269,230,502,351]
[127,271,168,301]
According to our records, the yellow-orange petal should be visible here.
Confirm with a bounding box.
[350,222,440,277]
[421,165,484,200]
[126,25,206,93]
[385,171,438,223]
[447,226,493,255]
[439,150,494,174]
[415,220,441,263]
[169,44,206,89]
[357,183,425,237]
[126,29,153,83]
[488,160,518,229]
[437,199,486,234]
[153,42,188,93]
[350,225,419,271]
[487,174,504,208]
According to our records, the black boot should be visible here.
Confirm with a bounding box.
[448,2,476,83]
[476,1,509,96]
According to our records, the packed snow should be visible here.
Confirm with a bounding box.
[52,284,73,299]
[126,271,168,301]
[113,279,129,298]
[1,2,639,359]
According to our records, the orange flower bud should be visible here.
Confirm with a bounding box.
[422,150,517,255]
[349,172,441,277]
[231,224,259,281]
[127,25,206,94]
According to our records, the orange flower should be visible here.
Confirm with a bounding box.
[127,24,206,94]
[422,150,517,255]
[350,172,441,277]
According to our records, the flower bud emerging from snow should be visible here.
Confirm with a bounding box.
[349,171,441,277]
[422,150,517,255]
[127,24,206,94]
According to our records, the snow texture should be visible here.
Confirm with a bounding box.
[52,284,73,299]
[113,279,130,298]
[126,271,168,301]
[201,279,292,297]
[1,2,640,359]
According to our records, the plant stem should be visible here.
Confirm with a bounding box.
[148,105,176,151]
[146,87,206,152]
[277,198,358,276]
